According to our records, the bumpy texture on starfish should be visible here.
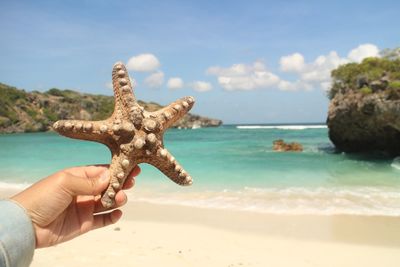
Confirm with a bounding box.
[53,62,194,208]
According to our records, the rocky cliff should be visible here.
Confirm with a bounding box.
[0,83,222,133]
[328,90,400,155]
[327,57,400,155]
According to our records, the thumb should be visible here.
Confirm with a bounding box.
[62,169,110,196]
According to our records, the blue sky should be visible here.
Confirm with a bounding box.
[0,0,399,124]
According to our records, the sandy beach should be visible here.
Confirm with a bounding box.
[1,1,400,266]
[27,201,400,267]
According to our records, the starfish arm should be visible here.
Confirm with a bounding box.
[100,153,136,208]
[154,96,195,130]
[143,148,193,186]
[112,62,137,119]
[53,120,112,144]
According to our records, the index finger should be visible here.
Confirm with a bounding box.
[65,165,109,178]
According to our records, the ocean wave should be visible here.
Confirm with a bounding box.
[5,179,399,216]
[130,186,400,216]
[391,157,400,170]
[236,125,327,130]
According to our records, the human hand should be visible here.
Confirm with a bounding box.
[11,165,140,248]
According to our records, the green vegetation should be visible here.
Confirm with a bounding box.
[360,86,372,95]
[0,83,27,123]
[45,88,114,120]
[0,82,214,133]
[47,88,65,97]
[92,97,114,120]
[0,83,150,133]
[0,83,117,132]
[46,88,85,104]
[0,117,11,127]
[387,80,400,100]
[25,108,38,119]
[43,107,58,122]
[388,81,400,90]
[328,48,400,99]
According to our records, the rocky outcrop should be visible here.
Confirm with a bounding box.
[273,139,303,152]
[327,90,400,155]
[0,83,222,133]
[173,114,222,129]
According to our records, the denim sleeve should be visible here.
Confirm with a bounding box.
[0,200,35,267]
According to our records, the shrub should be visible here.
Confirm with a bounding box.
[26,108,38,118]
[360,86,372,95]
[329,55,400,99]
[43,107,58,121]
[387,88,400,100]
[388,81,400,90]
[0,84,27,121]
[0,117,11,127]
[46,88,64,96]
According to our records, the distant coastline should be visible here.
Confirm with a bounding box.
[225,122,326,126]
[236,125,326,130]
[0,82,222,133]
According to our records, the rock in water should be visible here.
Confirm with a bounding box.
[327,91,400,155]
[273,139,303,152]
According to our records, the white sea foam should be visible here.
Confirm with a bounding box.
[0,181,31,191]
[391,157,400,170]
[130,186,400,216]
[4,180,399,217]
[236,125,327,130]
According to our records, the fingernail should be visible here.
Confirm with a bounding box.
[100,170,110,183]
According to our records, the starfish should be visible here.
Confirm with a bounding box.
[53,62,194,208]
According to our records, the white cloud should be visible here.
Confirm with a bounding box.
[190,81,212,92]
[300,51,348,83]
[207,43,380,92]
[144,71,164,88]
[207,61,280,91]
[167,77,184,90]
[279,53,305,72]
[277,43,380,91]
[278,80,312,91]
[105,81,113,90]
[347,43,380,63]
[126,53,160,72]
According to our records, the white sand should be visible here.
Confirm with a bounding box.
[30,202,400,267]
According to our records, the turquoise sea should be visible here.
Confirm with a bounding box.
[1,125,400,216]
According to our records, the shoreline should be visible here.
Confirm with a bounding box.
[2,188,400,266]
[28,201,400,267]
[122,201,400,247]
[3,184,400,217]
